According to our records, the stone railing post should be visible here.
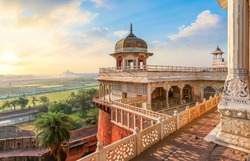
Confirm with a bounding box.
[203,98,207,111]
[134,127,140,156]
[157,117,164,140]
[174,110,179,130]
[96,140,104,161]
[196,102,200,116]
[186,106,190,123]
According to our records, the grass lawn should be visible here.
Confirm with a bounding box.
[17,110,97,131]
[39,85,64,88]
[0,85,98,111]
[17,121,35,131]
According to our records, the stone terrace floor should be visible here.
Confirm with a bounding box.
[131,108,250,161]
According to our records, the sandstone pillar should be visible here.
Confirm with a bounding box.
[216,0,250,150]
[147,84,152,110]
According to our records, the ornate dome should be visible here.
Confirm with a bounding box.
[115,24,148,52]
[211,46,224,55]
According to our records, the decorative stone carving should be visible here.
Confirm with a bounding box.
[224,77,249,97]
[189,107,198,121]
[220,116,250,137]
[163,116,177,136]
[228,68,249,76]
[216,131,250,150]
[219,109,248,119]
[106,138,136,161]
[178,110,189,128]
[141,129,159,149]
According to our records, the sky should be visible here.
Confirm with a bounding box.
[0,0,228,75]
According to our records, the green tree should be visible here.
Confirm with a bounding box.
[88,88,98,98]
[75,89,91,115]
[17,96,29,110]
[66,92,77,110]
[32,96,38,107]
[75,88,98,116]
[10,99,18,110]
[1,100,11,111]
[49,102,72,114]
[39,96,50,106]
[34,111,73,161]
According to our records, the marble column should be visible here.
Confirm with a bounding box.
[179,85,184,104]
[165,85,171,108]
[147,84,152,110]
[216,0,250,150]
[99,84,102,99]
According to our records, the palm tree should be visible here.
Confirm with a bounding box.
[34,111,73,161]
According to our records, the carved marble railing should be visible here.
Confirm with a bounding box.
[111,105,157,131]
[117,96,148,105]
[137,122,161,154]
[81,95,221,161]
[93,97,112,106]
[99,65,228,73]
[112,101,169,119]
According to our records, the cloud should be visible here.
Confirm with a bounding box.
[149,10,227,67]
[168,10,220,40]
[0,0,116,75]
[114,30,129,38]
[91,0,108,7]
[0,0,98,29]
[88,27,109,37]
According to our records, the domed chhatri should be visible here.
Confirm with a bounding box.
[115,24,148,52]
[211,45,227,68]
[211,45,224,55]
[110,24,153,69]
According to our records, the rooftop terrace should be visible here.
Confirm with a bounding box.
[98,65,228,82]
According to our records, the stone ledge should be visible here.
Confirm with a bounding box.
[204,123,250,154]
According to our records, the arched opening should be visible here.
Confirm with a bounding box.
[127,60,134,69]
[138,55,146,69]
[182,85,193,103]
[203,86,216,100]
[219,87,224,94]
[122,92,127,99]
[117,56,123,69]
[168,86,180,106]
[99,84,103,99]
[151,87,166,111]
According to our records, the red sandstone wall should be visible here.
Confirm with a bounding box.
[70,125,97,140]
[97,109,132,145]
[97,109,112,146]
[111,123,133,143]
[66,135,97,161]
[0,137,36,150]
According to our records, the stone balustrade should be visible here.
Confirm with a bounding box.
[78,95,221,161]
[99,65,228,73]
[112,101,169,119]
[111,106,156,131]
[117,96,148,105]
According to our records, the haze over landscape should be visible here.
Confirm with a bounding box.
[0,0,227,75]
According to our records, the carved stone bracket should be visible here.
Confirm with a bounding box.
[223,77,249,98]
[219,109,249,119]
[228,68,249,76]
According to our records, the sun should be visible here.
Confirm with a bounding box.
[1,51,19,64]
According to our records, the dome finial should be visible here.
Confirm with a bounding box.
[130,23,133,33]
